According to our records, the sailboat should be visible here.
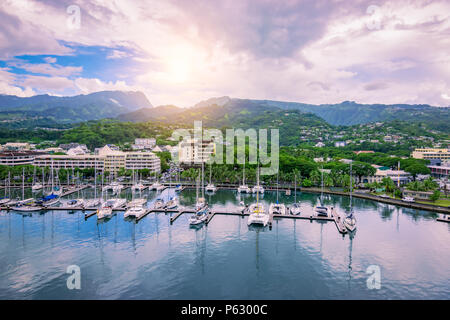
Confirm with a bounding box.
[132,171,146,191]
[150,169,164,191]
[124,204,146,219]
[289,173,301,215]
[252,162,265,194]
[39,162,61,207]
[248,187,268,226]
[98,197,126,220]
[205,161,217,193]
[314,168,329,217]
[0,173,11,205]
[189,165,209,225]
[238,158,251,193]
[85,163,102,208]
[66,173,84,210]
[175,169,183,192]
[165,173,178,209]
[343,162,357,232]
[269,172,286,215]
[12,168,42,212]
[125,180,147,219]
[31,167,43,191]
[248,157,268,226]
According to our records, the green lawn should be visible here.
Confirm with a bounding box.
[417,199,450,207]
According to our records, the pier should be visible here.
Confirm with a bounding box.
[61,185,90,197]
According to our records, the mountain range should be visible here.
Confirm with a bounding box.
[118,95,450,131]
[0,91,152,124]
[0,91,449,132]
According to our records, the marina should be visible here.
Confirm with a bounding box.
[0,187,449,299]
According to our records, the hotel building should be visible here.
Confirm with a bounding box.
[411,148,450,161]
[177,138,215,164]
[33,145,160,175]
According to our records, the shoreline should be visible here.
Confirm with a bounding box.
[3,182,449,214]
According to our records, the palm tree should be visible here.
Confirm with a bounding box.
[310,170,321,186]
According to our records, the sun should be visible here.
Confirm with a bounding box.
[167,57,190,83]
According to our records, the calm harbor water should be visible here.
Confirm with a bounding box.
[0,187,449,299]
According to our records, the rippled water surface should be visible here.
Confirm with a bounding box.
[0,187,449,299]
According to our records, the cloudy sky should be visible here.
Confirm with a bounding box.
[0,0,449,107]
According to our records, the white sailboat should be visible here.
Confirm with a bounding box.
[247,195,268,226]
[132,170,146,191]
[205,161,217,193]
[124,204,146,219]
[85,163,102,208]
[289,173,301,215]
[238,159,251,193]
[31,167,43,191]
[269,173,286,215]
[165,173,178,209]
[12,168,42,212]
[314,168,329,217]
[97,198,126,219]
[189,166,209,225]
[343,162,357,232]
[252,162,265,194]
[150,169,164,191]
[0,172,11,205]
[248,159,269,226]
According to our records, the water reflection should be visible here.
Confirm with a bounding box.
[0,189,449,299]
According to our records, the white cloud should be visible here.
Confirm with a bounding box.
[9,61,82,77]
[44,57,57,64]
[0,0,449,106]
[74,77,138,94]
[106,50,129,59]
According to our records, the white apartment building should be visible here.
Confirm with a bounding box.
[2,142,32,151]
[411,148,450,161]
[132,138,156,150]
[33,145,160,175]
[33,154,105,170]
[125,152,160,172]
[177,139,215,164]
[362,167,412,185]
[0,151,42,166]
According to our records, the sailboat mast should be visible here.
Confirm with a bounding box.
[209,161,212,184]
[201,162,204,198]
[196,174,199,201]
[350,162,353,212]
[294,174,297,203]
[51,160,54,192]
[276,172,279,202]
[243,159,245,185]
[94,161,97,199]
[22,167,25,200]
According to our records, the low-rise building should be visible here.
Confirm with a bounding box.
[362,167,412,185]
[402,190,433,201]
[412,148,450,161]
[33,147,160,175]
[0,151,43,166]
[428,165,450,179]
[315,142,325,147]
[3,142,31,151]
[177,138,215,164]
[33,154,104,170]
[132,138,156,150]
[59,143,89,153]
